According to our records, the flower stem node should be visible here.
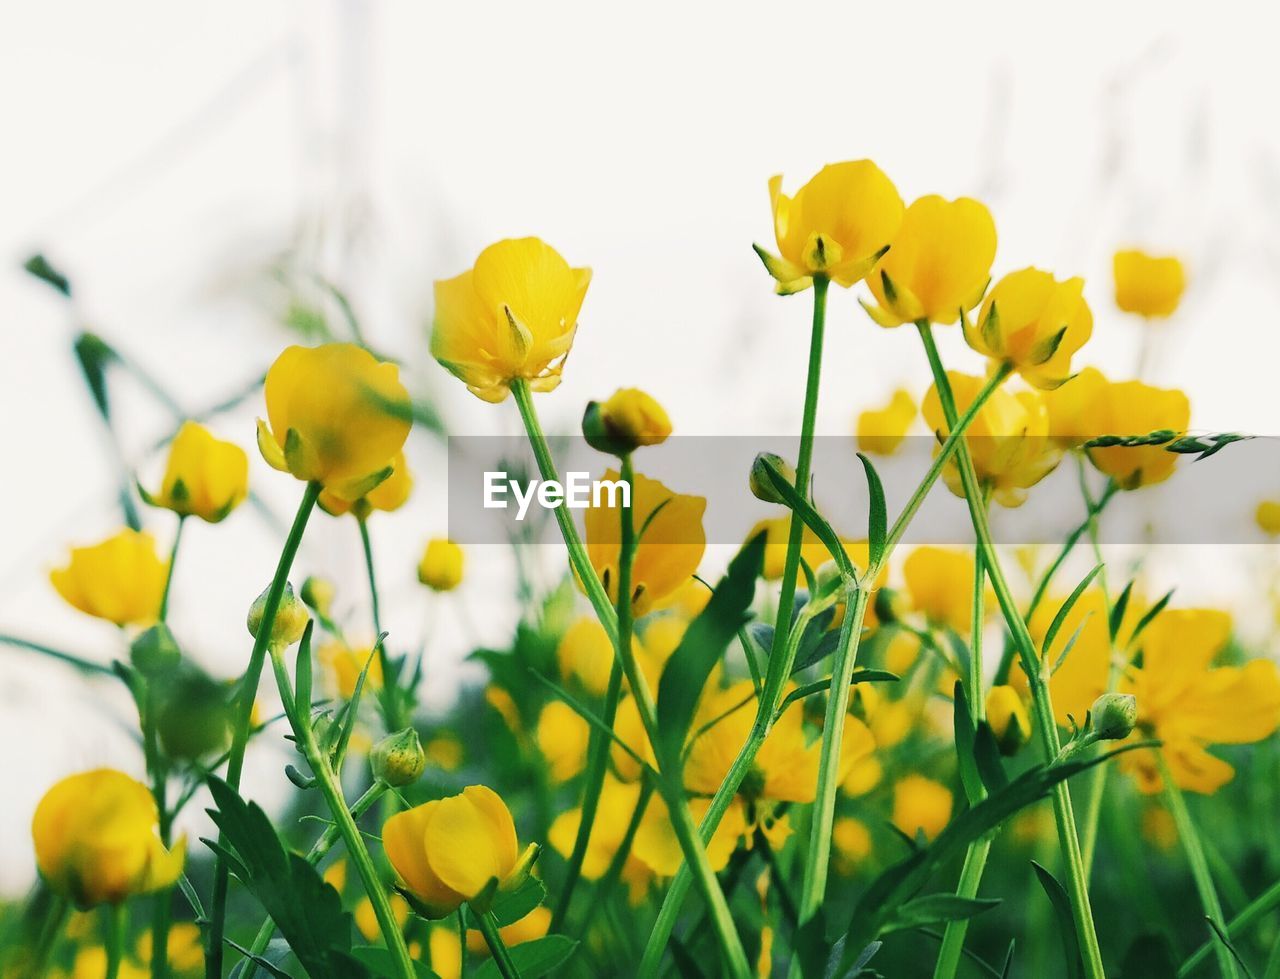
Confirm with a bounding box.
[246,582,310,648]
[1090,692,1138,742]
[583,388,672,456]
[300,576,337,619]
[130,623,182,677]
[749,453,797,506]
[371,728,428,788]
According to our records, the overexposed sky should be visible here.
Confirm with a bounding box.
[2,0,1278,894]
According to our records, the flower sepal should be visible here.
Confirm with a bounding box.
[751,243,811,295]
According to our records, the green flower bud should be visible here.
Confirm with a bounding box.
[749,452,796,505]
[247,582,310,648]
[371,728,427,787]
[300,576,336,618]
[156,667,233,761]
[1090,692,1137,741]
[874,586,906,626]
[582,389,672,456]
[130,623,181,677]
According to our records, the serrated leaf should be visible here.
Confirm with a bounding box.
[472,935,578,979]
[882,893,1001,934]
[1031,861,1084,979]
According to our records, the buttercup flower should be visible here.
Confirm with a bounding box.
[863,196,997,327]
[383,785,535,917]
[633,794,749,877]
[1043,367,1108,448]
[318,638,383,699]
[257,343,411,500]
[857,389,917,455]
[756,161,904,294]
[902,547,983,634]
[923,371,1061,507]
[832,817,873,876]
[1113,249,1186,318]
[583,387,673,455]
[557,616,616,696]
[964,268,1093,389]
[432,237,591,402]
[891,774,953,841]
[142,421,248,523]
[838,715,881,797]
[585,470,706,616]
[549,776,652,901]
[1121,609,1280,794]
[536,700,590,783]
[32,769,184,907]
[50,529,168,627]
[319,451,413,518]
[419,538,465,592]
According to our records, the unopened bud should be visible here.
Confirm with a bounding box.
[247,582,310,647]
[371,728,427,787]
[582,388,672,456]
[300,576,336,618]
[130,623,181,677]
[1089,692,1137,741]
[749,453,796,505]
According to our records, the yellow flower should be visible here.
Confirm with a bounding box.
[143,421,248,523]
[838,715,880,797]
[1141,805,1178,850]
[556,617,616,696]
[486,685,522,734]
[856,389,917,455]
[882,630,922,675]
[549,776,646,880]
[536,700,590,783]
[318,639,383,699]
[653,577,712,618]
[585,470,706,616]
[465,907,552,956]
[922,372,1061,507]
[50,529,168,627]
[891,774,953,841]
[1016,588,1121,726]
[1045,369,1190,489]
[985,685,1030,754]
[428,926,464,979]
[419,538,465,592]
[355,893,409,942]
[964,268,1093,389]
[585,387,673,453]
[757,161,904,294]
[611,695,656,782]
[32,769,184,907]
[319,451,413,518]
[1258,501,1280,536]
[633,794,749,876]
[902,547,981,634]
[257,343,411,500]
[383,785,529,917]
[638,615,688,689]
[323,857,347,893]
[863,196,997,327]
[424,735,464,772]
[432,237,591,402]
[1121,609,1280,794]
[1113,249,1186,318]
[53,947,151,979]
[832,817,872,876]
[136,921,204,973]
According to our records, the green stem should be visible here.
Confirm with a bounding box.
[577,777,655,936]
[359,516,402,729]
[0,634,117,676]
[1159,754,1239,979]
[476,911,521,979]
[1181,878,1280,977]
[916,323,1105,979]
[159,516,185,621]
[206,480,320,978]
[104,904,126,979]
[23,894,69,977]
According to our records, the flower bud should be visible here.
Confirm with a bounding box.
[874,586,906,626]
[371,728,427,787]
[582,388,672,456]
[156,668,233,761]
[985,685,1030,756]
[749,453,796,505]
[300,576,336,618]
[1089,692,1137,741]
[130,623,181,677]
[418,539,464,592]
[247,582,310,647]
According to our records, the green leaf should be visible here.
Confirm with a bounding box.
[1109,580,1135,643]
[1129,589,1175,646]
[1031,861,1084,979]
[351,946,438,978]
[1042,565,1102,657]
[484,876,547,928]
[472,935,578,979]
[882,893,1001,934]
[655,532,764,771]
[225,940,294,979]
[760,458,854,579]
[973,723,1009,793]
[295,621,315,717]
[73,332,117,418]
[952,681,984,806]
[857,453,887,568]
[24,253,72,296]
[203,777,370,977]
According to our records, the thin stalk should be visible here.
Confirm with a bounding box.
[458,909,469,979]
[476,911,520,979]
[24,894,69,977]
[206,480,320,978]
[1181,878,1280,977]
[1158,753,1239,979]
[916,323,1104,979]
[359,517,401,729]
[159,517,185,621]
[934,542,989,979]
[104,904,125,979]
[0,634,116,676]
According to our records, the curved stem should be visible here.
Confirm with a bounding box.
[917,323,1105,979]
[159,516,185,621]
[359,516,402,729]
[476,910,521,979]
[206,480,320,978]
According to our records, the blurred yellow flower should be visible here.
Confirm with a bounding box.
[585,470,706,616]
[965,268,1093,389]
[419,538,465,592]
[986,685,1030,754]
[1141,805,1179,850]
[428,925,464,979]
[536,700,590,783]
[903,546,981,634]
[257,343,410,500]
[832,817,872,875]
[486,685,522,734]
[50,529,168,627]
[355,892,409,942]
[319,451,413,517]
[856,389,917,455]
[611,695,656,782]
[653,577,712,618]
[323,857,347,893]
[424,734,464,772]
[432,237,590,402]
[557,617,616,696]
[144,421,248,523]
[923,371,1061,507]
[882,630,921,676]
[52,948,150,979]
[318,639,383,699]
[891,774,953,841]
[863,195,997,327]
[32,768,184,907]
[1259,501,1280,536]
[838,715,880,797]
[1121,609,1280,794]
[757,161,904,293]
[136,921,204,973]
[633,794,749,876]
[1113,249,1186,318]
[549,776,648,882]
[383,785,529,917]
[464,906,552,956]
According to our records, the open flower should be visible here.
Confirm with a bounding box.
[142,421,248,523]
[32,769,184,907]
[1121,609,1280,794]
[964,268,1093,389]
[585,470,706,616]
[432,237,591,402]
[50,529,168,627]
[383,785,535,918]
[549,776,653,902]
[756,161,904,294]
[257,343,411,500]
[1113,249,1186,318]
[857,389,917,455]
[863,196,997,327]
[319,452,413,518]
[923,371,1061,507]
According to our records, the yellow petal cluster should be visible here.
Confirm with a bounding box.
[50,529,168,627]
[856,389,917,455]
[1113,249,1186,318]
[145,421,248,523]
